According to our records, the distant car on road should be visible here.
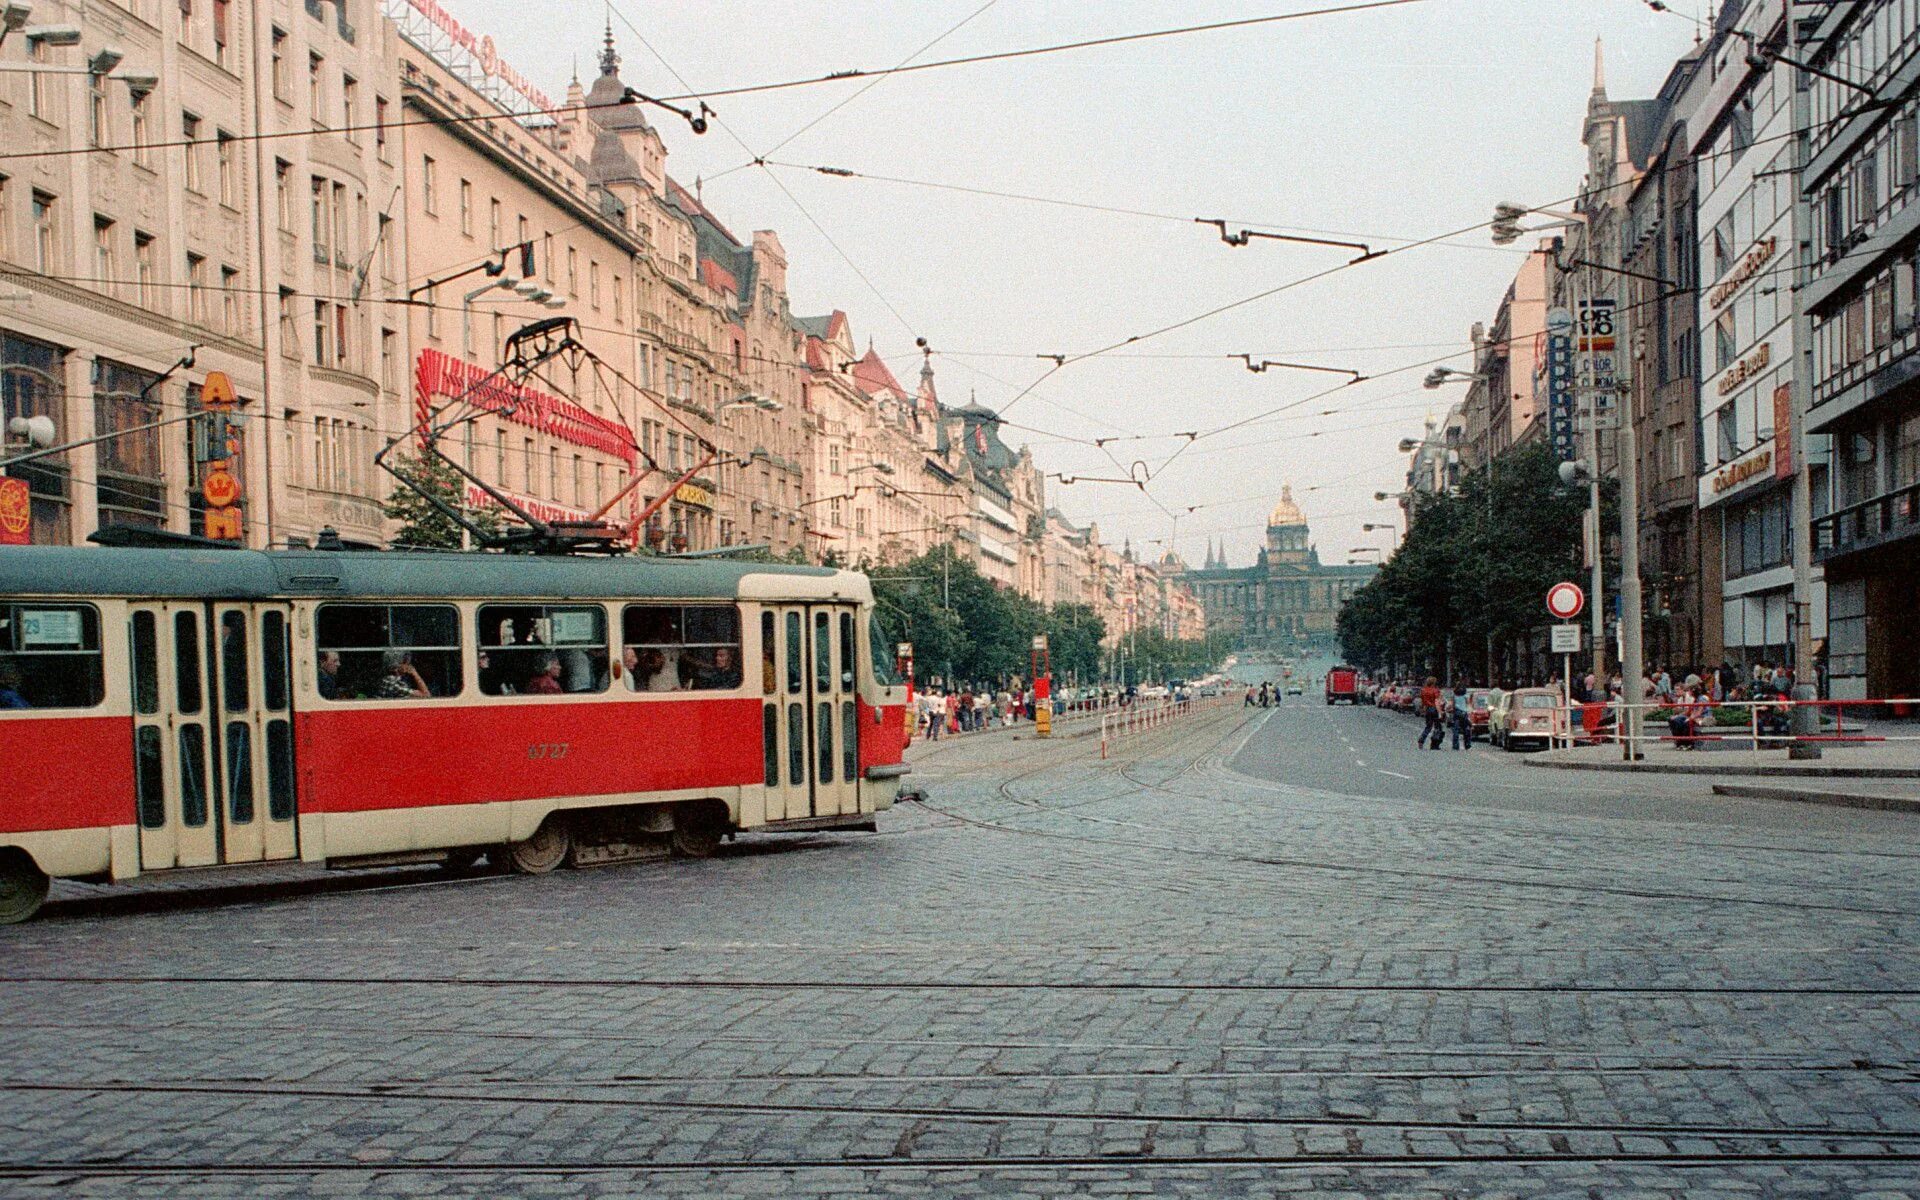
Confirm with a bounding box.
[1467,688,1496,739]
[1285,684,1303,695]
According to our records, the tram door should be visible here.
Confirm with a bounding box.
[129,604,298,870]
[762,605,861,820]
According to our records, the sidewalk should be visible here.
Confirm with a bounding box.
[1524,739,1920,778]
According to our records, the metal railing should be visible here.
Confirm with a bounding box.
[1549,696,1920,751]
[1812,481,1920,559]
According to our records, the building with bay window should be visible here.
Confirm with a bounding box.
[1800,0,1920,698]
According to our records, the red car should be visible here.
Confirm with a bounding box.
[1467,689,1494,738]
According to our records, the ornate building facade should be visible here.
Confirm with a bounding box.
[1176,487,1375,654]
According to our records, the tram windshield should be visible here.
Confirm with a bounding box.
[869,612,902,687]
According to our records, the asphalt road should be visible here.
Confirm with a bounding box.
[4,703,1919,1198]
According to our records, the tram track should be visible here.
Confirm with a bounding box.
[3,1148,1918,1180]
[6,1077,1920,1147]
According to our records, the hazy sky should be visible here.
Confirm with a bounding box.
[447,0,1703,567]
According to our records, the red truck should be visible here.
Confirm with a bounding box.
[1325,666,1359,705]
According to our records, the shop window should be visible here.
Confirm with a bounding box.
[0,603,103,709]
[621,604,742,692]
[315,604,463,700]
[478,603,608,696]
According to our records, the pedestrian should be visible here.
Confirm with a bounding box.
[1449,683,1472,750]
[1418,676,1443,749]
[1244,685,1257,708]
[1668,683,1702,749]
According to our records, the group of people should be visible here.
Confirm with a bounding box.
[1412,678,1477,751]
[917,685,1035,740]
[1241,681,1286,707]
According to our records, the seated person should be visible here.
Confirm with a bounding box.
[317,651,342,701]
[523,652,565,695]
[376,649,431,699]
[0,659,28,708]
[632,646,680,692]
[688,646,742,690]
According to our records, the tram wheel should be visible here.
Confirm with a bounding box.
[670,805,724,859]
[0,850,50,925]
[505,820,572,875]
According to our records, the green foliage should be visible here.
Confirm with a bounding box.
[866,545,1129,685]
[383,449,504,550]
[1337,444,1609,681]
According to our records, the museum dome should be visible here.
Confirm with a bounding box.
[1267,484,1305,527]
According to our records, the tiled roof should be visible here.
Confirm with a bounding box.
[699,258,739,295]
[851,347,906,398]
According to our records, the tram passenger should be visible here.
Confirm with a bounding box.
[376,650,432,700]
[0,659,28,708]
[638,647,680,692]
[560,648,597,692]
[315,651,342,701]
[689,646,741,690]
[524,653,565,695]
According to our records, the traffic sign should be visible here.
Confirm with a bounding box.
[1546,580,1585,620]
[1550,624,1581,654]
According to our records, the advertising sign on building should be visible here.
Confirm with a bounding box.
[0,477,30,546]
[1577,298,1623,432]
[1545,307,1576,462]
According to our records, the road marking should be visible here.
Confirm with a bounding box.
[1355,759,1367,767]
[1377,769,1412,780]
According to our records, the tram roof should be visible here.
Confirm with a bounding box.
[0,547,870,604]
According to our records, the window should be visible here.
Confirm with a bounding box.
[134,232,155,307]
[130,94,151,167]
[381,327,397,392]
[868,611,902,685]
[375,97,389,157]
[278,287,298,356]
[0,603,104,709]
[27,38,46,120]
[589,261,600,309]
[221,266,240,334]
[315,604,462,700]
[621,604,742,692]
[93,216,114,287]
[89,72,107,148]
[213,0,231,66]
[488,198,502,248]
[421,155,437,214]
[217,132,237,206]
[271,27,288,99]
[341,75,358,141]
[182,114,202,192]
[31,190,54,273]
[186,252,208,324]
[458,179,472,235]
[478,604,609,695]
[1714,309,1737,371]
[567,246,578,296]
[308,52,325,126]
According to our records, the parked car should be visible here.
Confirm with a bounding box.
[1497,687,1563,751]
[1467,688,1496,739]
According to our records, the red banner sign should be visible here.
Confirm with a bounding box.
[414,349,637,467]
[0,477,30,545]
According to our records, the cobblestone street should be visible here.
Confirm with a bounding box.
[5,701,1920,1197]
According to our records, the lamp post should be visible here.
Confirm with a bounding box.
[1499,200,1644,758]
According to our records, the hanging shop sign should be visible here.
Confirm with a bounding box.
[0,477,30,546]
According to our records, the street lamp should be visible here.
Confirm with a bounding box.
[1423,367,1487,389]
[718,394,781,414]
[848,461,894,477]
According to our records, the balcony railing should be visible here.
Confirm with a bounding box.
[1813,480,1920,560]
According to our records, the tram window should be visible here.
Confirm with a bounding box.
[173,612,202,714]
[178,724,208,827]
[0,603,104,710]
[817,700,834,783]
[787,702,804,786]
[315,604,463,700]
[134,725,164,829]
[814,612,831,693]
[760,612,776,695]
[226,722,254,824]
[479,604,608,696]
[839,612,855,690]
[221,611,249,712]
[260,612,290,712]
[842,699,858,783]
[130,611,159,715]
[784,612,802,694]
[869,612,902,687]
[621,604,741,692]
[762,704,778,786]
[265,719,295,822]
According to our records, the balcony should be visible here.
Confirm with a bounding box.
[1814,480,1920,562]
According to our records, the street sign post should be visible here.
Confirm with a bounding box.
[1546,581,1586,749]
[1546,581,1585,621]
[1031,634,1052,737]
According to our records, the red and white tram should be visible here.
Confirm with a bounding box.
[0,546,912,923]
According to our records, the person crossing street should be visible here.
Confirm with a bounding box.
[1418,676,1444,749]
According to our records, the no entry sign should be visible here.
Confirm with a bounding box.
[1546,581,1585,621]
